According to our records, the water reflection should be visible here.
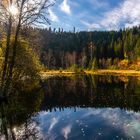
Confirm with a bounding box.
[33,108,140,140]
[0,79,44,140]
[1,75,140,139]
[43,75,140,112]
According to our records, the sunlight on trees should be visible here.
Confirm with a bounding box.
[9,4,18,16]
[0,37,42,81]
[0,0,54,97]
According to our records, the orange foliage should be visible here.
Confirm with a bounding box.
[118,59,129,69]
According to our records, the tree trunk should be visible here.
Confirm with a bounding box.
[1,17,12,96]
[3,0,24,96]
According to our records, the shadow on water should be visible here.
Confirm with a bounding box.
[1,75,140,139]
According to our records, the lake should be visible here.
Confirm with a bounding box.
[0,75,140,140]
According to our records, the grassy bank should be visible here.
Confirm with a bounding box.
[40,69,140,77]
[86,70,140,76]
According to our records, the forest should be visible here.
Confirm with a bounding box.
[16,26,138,70]
[1,25,140,75]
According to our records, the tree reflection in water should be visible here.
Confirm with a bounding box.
[43,75,140,112]
[0,79,44,140]
[0,75,140,139]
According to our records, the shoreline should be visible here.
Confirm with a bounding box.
[86,70,140,76]
[41,69,140,77]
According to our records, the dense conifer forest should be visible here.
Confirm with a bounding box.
[20,25,140,70]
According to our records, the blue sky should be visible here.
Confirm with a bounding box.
[48,0,140,31]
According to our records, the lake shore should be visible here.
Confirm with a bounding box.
[41,69,140,77]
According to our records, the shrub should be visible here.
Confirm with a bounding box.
[0,37,42,81]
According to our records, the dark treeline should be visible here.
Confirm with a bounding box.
[20,25,140,70]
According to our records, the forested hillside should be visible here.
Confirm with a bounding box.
[1,25,140,70]
[25,26,140,70]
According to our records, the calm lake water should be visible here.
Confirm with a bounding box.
[1,75,140,140]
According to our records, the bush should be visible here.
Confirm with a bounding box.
[69,65,84,73]
[91,58,98,70]
[118,59,129,69]
[109,65,119,70]
[0,37,42,81]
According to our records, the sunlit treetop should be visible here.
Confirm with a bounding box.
[0,0,54,27]
[9,4,18,16]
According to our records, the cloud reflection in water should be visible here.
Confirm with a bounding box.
[31,108,140,140]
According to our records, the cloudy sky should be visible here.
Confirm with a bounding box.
[48,0,140,31]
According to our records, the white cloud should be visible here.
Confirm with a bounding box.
[81,0,140,30]
[101,0,140,30]
[48,117,59,132]
[81,20,101,30]
[60,0,71,15]
[48,8,59,22]
[89,0,110,9]
[61,125,72,139]
[83,108,140,138]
